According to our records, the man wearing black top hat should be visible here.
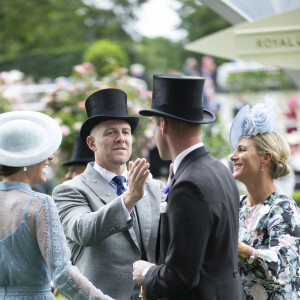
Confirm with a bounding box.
[52,88,165,300]
[133,74,243,300]
[62,136,95,180]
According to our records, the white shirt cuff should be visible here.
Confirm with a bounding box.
[142,266,151,277]
[121,195,132,222]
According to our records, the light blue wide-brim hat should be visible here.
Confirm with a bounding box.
[229,98,276,150]
[0,111,62,167]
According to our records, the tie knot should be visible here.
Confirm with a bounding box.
[112,176,127,195]
[112,176,126,185]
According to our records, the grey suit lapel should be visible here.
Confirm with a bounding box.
[82,163,118,204]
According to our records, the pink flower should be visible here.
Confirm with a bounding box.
[77,101,85,110]
[141,147,149,157]
[74,64,86,74]
[60,125,70,136]
[41,96,53,106]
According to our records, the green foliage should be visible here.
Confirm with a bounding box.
[0,47,87,81]
[177,2,231,42]
[0,97,10,113]
[0,0,149,81]
[201,122,231,159]
[132,37,188,76]
[227,70,297,92]
[0,0,89,57]
[0,0,147,59]
[83,40,129,77]
[293,190,300,207]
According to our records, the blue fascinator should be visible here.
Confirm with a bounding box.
[229,97,276,150]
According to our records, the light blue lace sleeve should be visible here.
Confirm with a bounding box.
[35,194,114,300]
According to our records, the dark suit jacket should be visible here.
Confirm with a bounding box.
[144,147,243,300]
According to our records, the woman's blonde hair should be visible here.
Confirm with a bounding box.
[253,132,291,179]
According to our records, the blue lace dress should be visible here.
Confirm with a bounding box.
[0,181,114,300]
[239,189,300,299]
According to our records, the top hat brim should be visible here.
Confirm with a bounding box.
[62,159,94,166]
[139,108,216,124]
[80,115,139,141]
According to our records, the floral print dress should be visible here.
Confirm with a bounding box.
[239,189,300,300]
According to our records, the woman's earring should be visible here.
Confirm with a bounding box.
[23,166,27,172]
[261,165,264,171]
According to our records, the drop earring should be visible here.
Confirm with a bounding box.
[261,165,264,171]
[23,166,27,172]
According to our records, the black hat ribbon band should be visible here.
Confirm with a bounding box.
[158,104,203,119]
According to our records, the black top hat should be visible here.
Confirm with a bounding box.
[139,74,215,124]
[80,88,139,141]
[62,136,94,166]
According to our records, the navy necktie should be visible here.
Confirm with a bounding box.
[112,176,127,195]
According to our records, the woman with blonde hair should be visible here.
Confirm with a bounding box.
[0,111,114,300]
[229,99,300,299]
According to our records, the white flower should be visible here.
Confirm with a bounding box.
[160,201,167,213]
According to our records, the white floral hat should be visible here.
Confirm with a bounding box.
[0,111,62,167]
[229,98,276,150]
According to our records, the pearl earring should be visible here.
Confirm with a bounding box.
[23,167,27,172]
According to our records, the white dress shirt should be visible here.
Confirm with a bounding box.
[94,162,131,222]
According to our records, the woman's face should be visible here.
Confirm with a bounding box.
[229,137,263,184]
[26,156,53,186]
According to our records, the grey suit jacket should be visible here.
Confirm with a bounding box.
[52,163,163,300]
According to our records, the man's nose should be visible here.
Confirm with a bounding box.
[116,132,125,142]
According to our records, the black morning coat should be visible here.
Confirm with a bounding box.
[144,146,244,300]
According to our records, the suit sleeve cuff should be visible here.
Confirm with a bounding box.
[121,195,132,222]
[142,266,152,277]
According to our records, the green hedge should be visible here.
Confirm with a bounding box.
[0,47,87,81]
[293,190,300,207]
[227,70,297,92]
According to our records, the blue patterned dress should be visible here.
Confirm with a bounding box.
[0,182,114,300]
[239,189,300,299]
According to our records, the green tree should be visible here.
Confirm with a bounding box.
[176,0,231,67]
[0,0,148,60]
[83,39,129,76]
[176,0,231,42]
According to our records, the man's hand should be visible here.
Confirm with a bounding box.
[123,158,150,211]
[133,260,155,286]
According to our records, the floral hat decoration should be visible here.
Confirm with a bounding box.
[229,97,276,150]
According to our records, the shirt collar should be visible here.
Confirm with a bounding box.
[173,142,204,174]
[94,162,128,183]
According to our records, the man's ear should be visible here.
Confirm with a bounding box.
[86,136,96,152]
[161,117,168,134]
